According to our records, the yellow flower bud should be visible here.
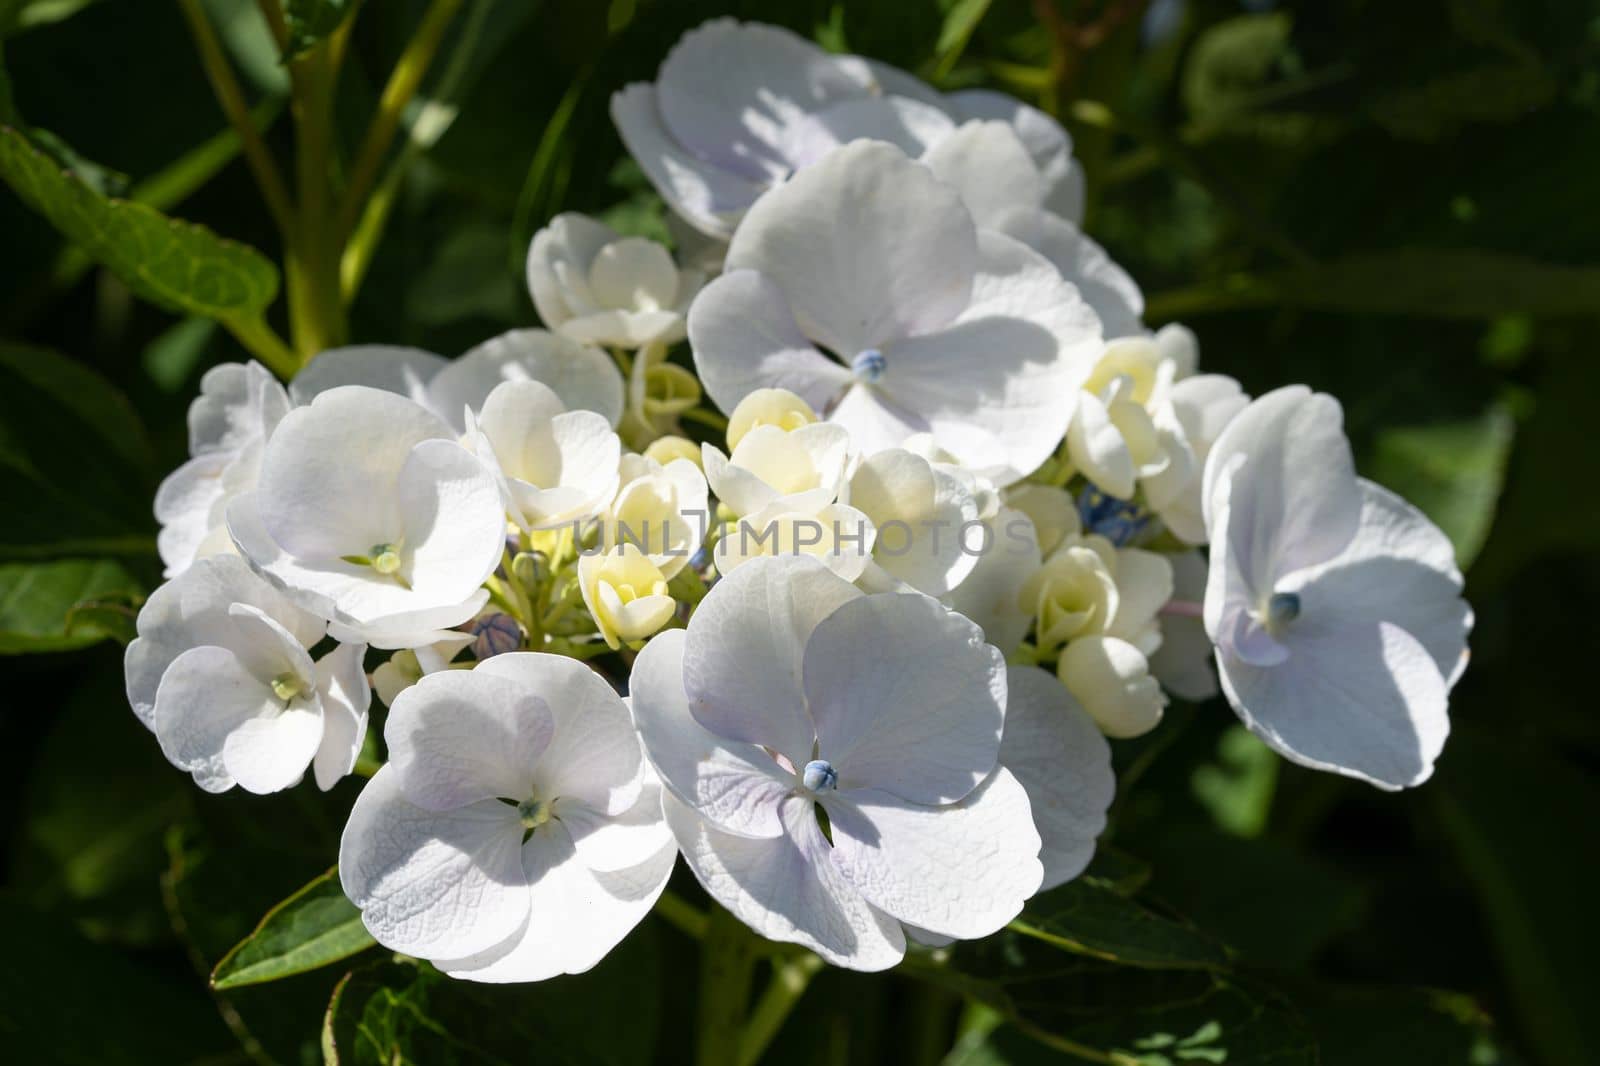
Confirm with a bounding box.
[578,544,677,649]
[726,388,818,450]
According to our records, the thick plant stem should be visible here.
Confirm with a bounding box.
[337,0,466,242]
[737,952,824,1066]
[177,0,294,237]
[223,314,298,379]
[286,42,347,361]
[696,910,760,1066]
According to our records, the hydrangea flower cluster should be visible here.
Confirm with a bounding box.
[125,18,1471,978]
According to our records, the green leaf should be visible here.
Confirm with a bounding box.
[211,867,375,990]
[0,343,155,557]
[1190,724,1279,838]
[1300,985,1508,1066]
[1368,406,1515,568]
[0,124,278,324]
[931,0,992,80]
[0,557,139,652]
[1009,879,1232,971]
[323,924,662,1065]
[921,937,1316,1066]
[1181,13,1296,123]
[283,0,355,59]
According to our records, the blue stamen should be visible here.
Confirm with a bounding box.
[1076,483,1152,547]
[802,759,838,792]
[852,349,886,384]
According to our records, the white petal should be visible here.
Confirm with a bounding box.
[324,591,488,650]
[289,346,445,407]
[526,212,618,330]
[826,767,1042,939]
[151,645,277,793]
[683,556,860,767]
[588,237,680,310]
[881,230,1100,485]
[783,95,954,167]
[1201,386,1362,601]
[725,141,977,356]
[654,18,865,184]
[126,555,324,729]
[256,386,452,560]
[188,361,289,455]
[629,629,797,839]
[555,778,674,874]
[430,329,625,430]
[946,90,1081,221]
[610,83,765,238]
[312,641,370,791]
[155,453,228,576]
[474,652,644,817]
[688,268,855,417]
[665,791,906,971]
[921,120,1044,228]
[1219,619,1450,791]
[1001,666,1114,889]
[385,669,554,810]
[1067,389,1136,499]
[339,765,529,958]
[989,207,1144,339]
[438,824,674,982]
[222,702,325,795]
[395,437,507,602]
[849,449,980,596]
[804,592,1005,805]
[944,508,1041,656]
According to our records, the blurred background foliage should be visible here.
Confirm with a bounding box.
[0,0,1597,1063]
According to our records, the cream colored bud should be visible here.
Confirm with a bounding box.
[644,435,703,469]
[578,544,676,649]
[1058,635,1166,739]
[726,388,818,450]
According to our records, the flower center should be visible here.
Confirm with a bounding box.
[370,543,402,575]
[802,759,838,792]
[851,348,886,384]
[1265,591,1301,634]
[269,672,306,703]
[517,797,552,831]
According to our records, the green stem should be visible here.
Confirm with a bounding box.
[336,0,466,243]
[697,910,760,1066]
[737,953,824,1066]
[177,0,295,237]
[222,314,298,379]
[283,37,346,361]
[680,407,729,432]
[341,0,492,305]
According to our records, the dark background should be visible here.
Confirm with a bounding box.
[1,0,1596,1062]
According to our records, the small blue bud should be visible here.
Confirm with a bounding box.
[802,759,839,792]
[1076,483,1152,547]
[851,348,887,384]
[1267,592,1301,629]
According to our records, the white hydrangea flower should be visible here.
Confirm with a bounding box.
[601,452,709,578]
[1202,386,1472,789]
[688,142,1101,484]
[629,556,1044,971]
[1064,325,1248,547]
[527,213,706,348]
[712,499,877,583]
[155,361,290,577]
[289,330,625,431]
[226,385,505,649]
[470,380,621,531]
[578,543,678,650]
[702,423,851,521]
[340,654,675,982]
[848,448,980,596]
[610,18,1083,238]
[125,555,369,793]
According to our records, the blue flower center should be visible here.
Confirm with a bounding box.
[802,759,838,792]
[851,348,886,384]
